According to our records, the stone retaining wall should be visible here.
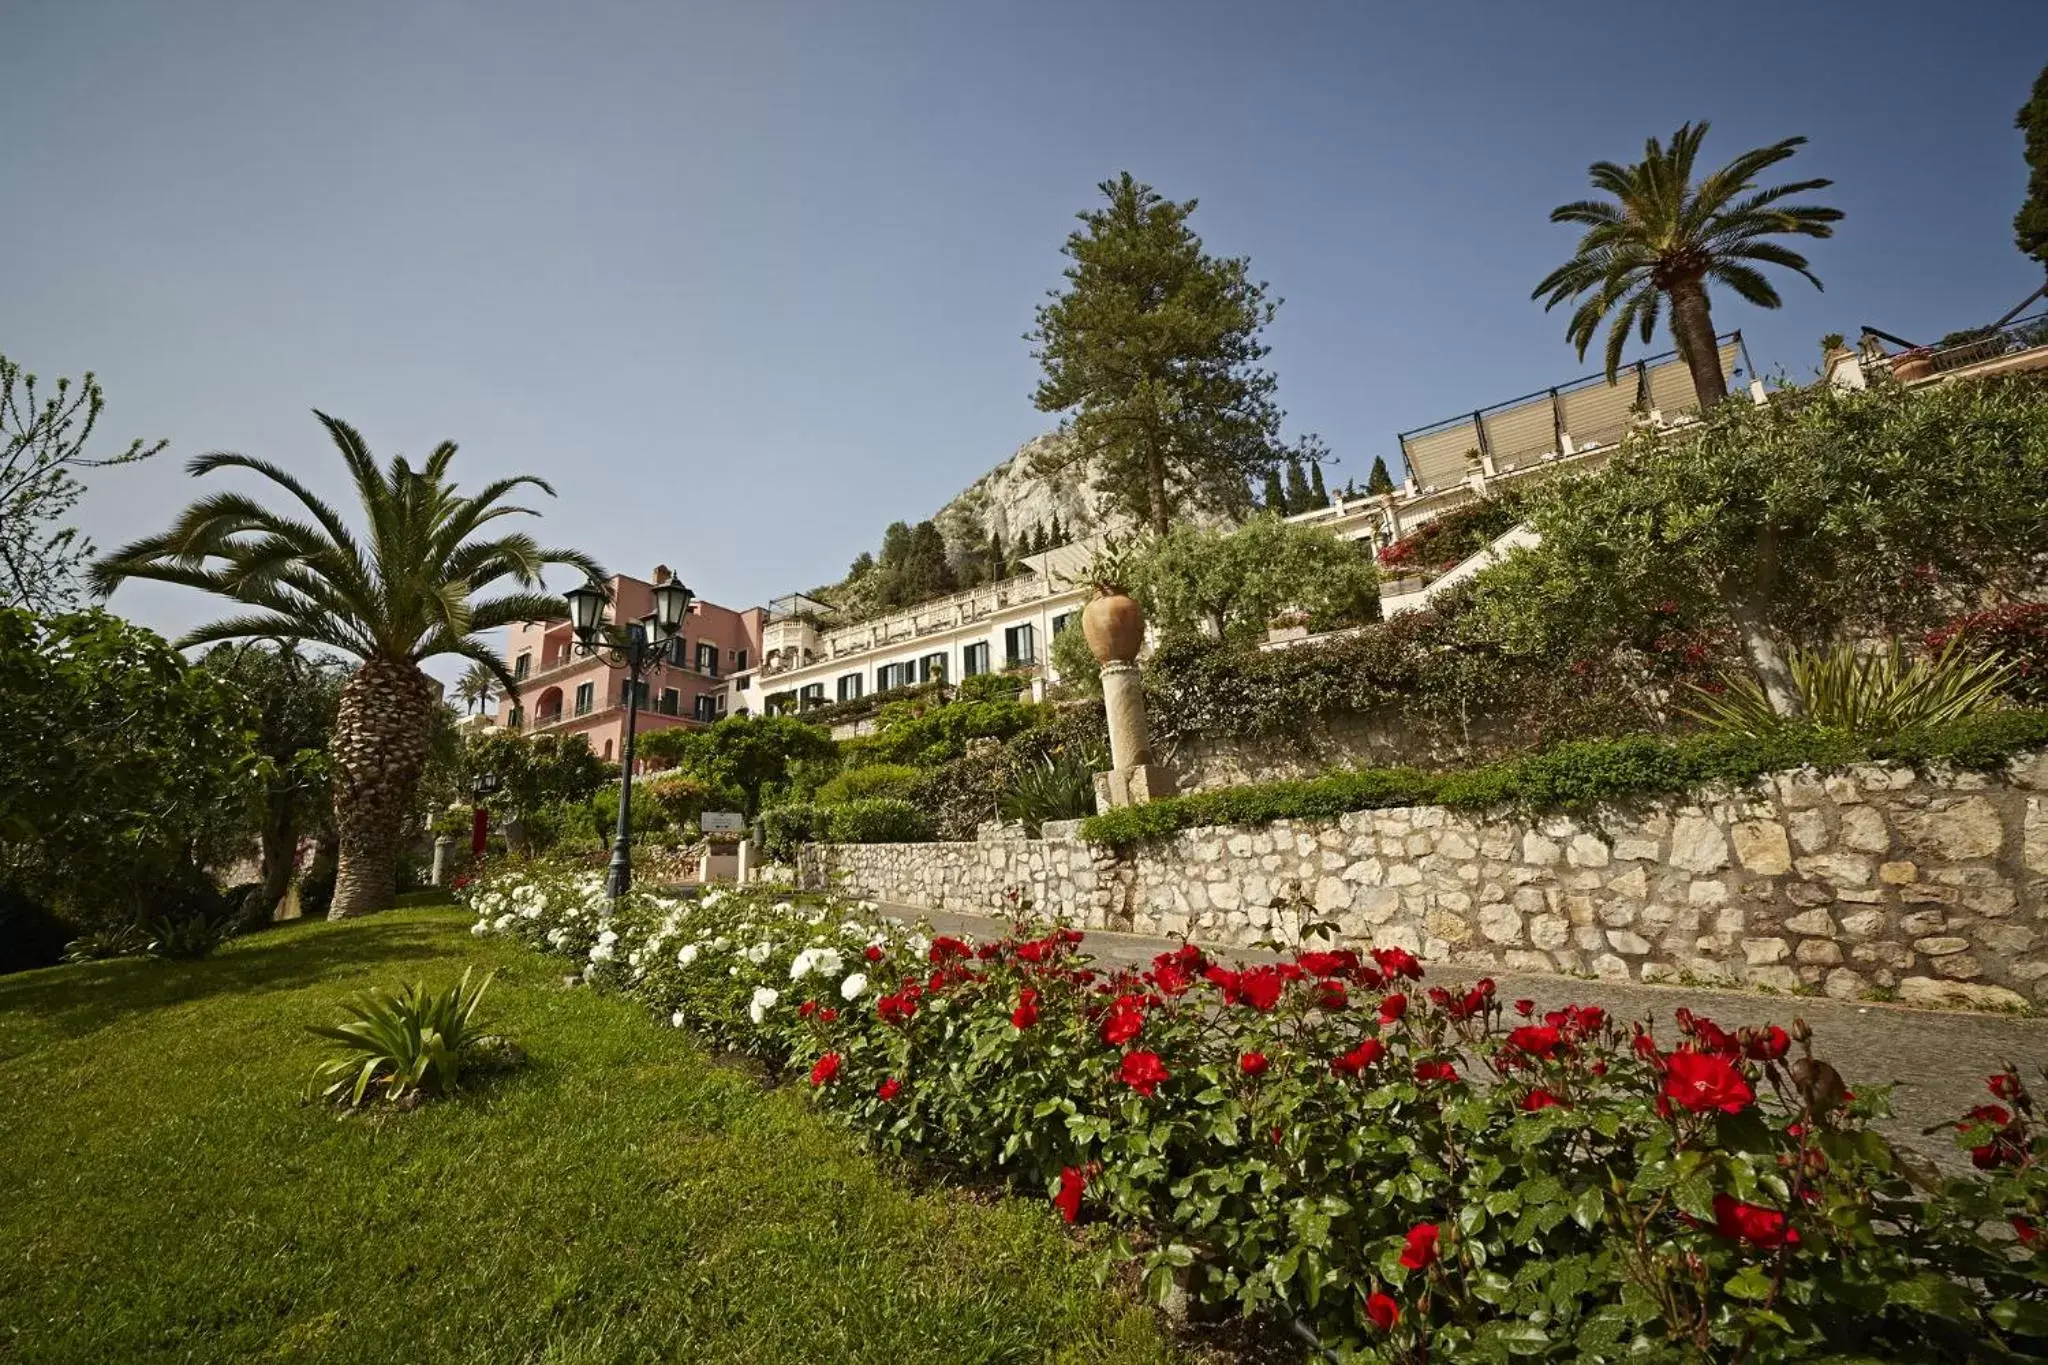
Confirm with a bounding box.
[800,750,2048,1010]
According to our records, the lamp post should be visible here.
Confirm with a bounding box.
[563,574,694,902]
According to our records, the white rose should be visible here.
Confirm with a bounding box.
[493,913,514,931]
[676,944,699,966]
[588,941,616,963]
[470,920,491,938]
[671,1010,685,1028]
[748,986,780,1025]
[743,941,773,966]
[840,972,868,1002]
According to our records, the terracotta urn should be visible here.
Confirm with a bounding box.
[1082,590,1144,664]
[1890,348,1935,383]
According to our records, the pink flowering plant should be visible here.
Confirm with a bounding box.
[466,869,2048,1360]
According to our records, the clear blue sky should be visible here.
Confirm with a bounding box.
[6,0,2043,660]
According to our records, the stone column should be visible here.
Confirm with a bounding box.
[1083,590,1175,811]
[431,835,451,887]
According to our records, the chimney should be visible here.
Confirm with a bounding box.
[653,564,671,584]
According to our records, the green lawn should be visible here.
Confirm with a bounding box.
[0,909,1179,1364]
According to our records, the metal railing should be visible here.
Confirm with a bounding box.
[1927,312,2048,375]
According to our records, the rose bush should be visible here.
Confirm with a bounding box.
[466,868,2048,1361]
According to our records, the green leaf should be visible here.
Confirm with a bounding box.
[1724,1264,1775,1302]
[1990,1299,2048,1336]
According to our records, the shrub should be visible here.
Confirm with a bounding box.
[825,798,933,845]
[841,697,1039,767]
[814,763,924,807]
[298,841,338,919]
[1928,602,2048,703]
[1081,714,2048,846]
[759,803,827,863]
[641,772,720,830]
[469,878,2048,1359]
[907,746,1010,841]
[307,966,500,1107]
[0,884,71,974]
[999,748,1103,834]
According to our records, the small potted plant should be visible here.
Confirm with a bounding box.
[1078,537,1145,665]
[1266,607,1312,643]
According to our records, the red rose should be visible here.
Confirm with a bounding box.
[1315,980,1349,1012]
[819,1007,838,1023]
[1239,965,1286,1012]
[928,936,972,962]
[1240,1051,1270,1076]
[1743,1025,1790,1061]
[877,991,918,1025]
[1662,1048,1755,1115]
[1521,1089,1563,1112]
[798,1000,819,1019]
[1120,1050,1170,1097]
[1298,949,1358,978]
[1378,993,1408,1025]
[1514,998,1535,1017]
[1399,1223,1439,1270]
[809,1052,842,1087]
[1990,1073,2023,1102]
[1332,1038,1386,1076]
[877,1076,901,1100]
[1149,962,1193,996]
[864,944,884,962]
[1365,1291,1400,1332]
[1054,1165,1086,1223]
[1506,1025,1565,1061]
[2015,1217,2040,1248]
[1011,987,1041,1030]
[1101,995,1145,1046]
[1711,1193,1798,1248]
[1371,946,1423,980]
[1414,1060,1458,1083]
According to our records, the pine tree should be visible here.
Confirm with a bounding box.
[1261,469,1287,511]
[1282,456,1313,514]
[2018,63,2048,272]
[1309,461,1330,508]
[988,531,1007,580]
[1366,456,1396,497]
[1030,173,1283,533]
[1048,512,1063,546]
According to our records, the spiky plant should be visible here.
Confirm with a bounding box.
[1534,122,1842,407]
[307,967,498,1107]
[94,413,602,919]
[1680,637,2017,739]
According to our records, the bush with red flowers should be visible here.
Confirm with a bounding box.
[469,870,2048,1361]
[1926,602,2048,703]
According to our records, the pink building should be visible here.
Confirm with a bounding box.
[496,565,765,768]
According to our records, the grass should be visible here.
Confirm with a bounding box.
[0,909,1179,1364]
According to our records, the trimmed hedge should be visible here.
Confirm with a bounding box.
[825,797,933,844]
[1081,710,2048,846]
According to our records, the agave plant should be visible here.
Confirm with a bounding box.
[308,966,498,1107]
[1000,746,1107,833]
[1680,637,2015,738]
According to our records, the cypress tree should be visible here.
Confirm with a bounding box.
[1261,469,1287,511]
[1309,461,1330,508]
[1282,456,1313,514]
[1366,455,1396,497]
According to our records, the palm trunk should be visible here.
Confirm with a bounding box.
[327,656,437,919]
[1666,277,1729,409]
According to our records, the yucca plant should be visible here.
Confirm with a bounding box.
[1000,746,1107,834]
[1680,637,2016,738]
[307,966,498,1107]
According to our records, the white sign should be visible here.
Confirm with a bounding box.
[700,811,745,834]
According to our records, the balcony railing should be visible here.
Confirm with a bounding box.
[1927,312,2048,375]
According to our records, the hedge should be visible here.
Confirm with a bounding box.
[1081,710,2048,847]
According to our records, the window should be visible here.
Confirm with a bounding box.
[603,739,614,760]
[1051,612,1075,639]
[837,672,863,702]
[963,641,990,677]
[919,652,947,684]
[735,648,749,672]
[508,704,523,730]
[736,673,750,691]
[800,682,826,710]
[877,662,911,691]
[696,641,718,676]
[1004,623,1036,667]
[514,652,531,679]
[573,682,594,715]
[660,687,680,716]
[693,693,719,722]
[622,678,648,708]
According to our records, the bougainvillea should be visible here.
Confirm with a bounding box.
[467,867,2048,1361]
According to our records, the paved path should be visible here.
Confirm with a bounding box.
[887,904,2048,1172]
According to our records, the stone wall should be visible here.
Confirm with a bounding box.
[800,751,2048,1010]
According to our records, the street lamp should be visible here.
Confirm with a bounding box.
[564,574,694,901]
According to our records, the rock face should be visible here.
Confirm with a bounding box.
[934,432,1126,559]
[802,749,2048,1011]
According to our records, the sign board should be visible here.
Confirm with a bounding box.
[700,811,745,834]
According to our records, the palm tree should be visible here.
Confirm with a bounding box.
[95,412,602,919]
[452,662,498,716]
[1533,122,1842,407]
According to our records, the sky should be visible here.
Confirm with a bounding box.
[5,0,2045,672]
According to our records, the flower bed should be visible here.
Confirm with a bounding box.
[466,871,2048,1360]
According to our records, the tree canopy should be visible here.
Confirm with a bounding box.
[2017,62,2048,272]
[1029,173,1284,533]
[638,714,835,818]
[1132,514,1381,643]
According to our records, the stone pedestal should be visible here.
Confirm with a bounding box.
[1094,660,1174,811]
[431,835,451,887]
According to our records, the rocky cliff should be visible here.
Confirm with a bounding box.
[930,431,1126,557]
